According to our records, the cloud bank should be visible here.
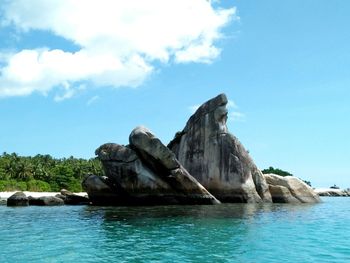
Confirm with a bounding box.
[0,0,236,99]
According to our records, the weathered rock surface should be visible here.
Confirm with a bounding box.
[7,192,29,206]
[95,128,220,205]
[28,196,64,206]
[129,126,219,203]
[264,174,321,203]
[168,94,272,203]
[60,189,90,205]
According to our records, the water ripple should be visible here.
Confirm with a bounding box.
[0,197,349,262]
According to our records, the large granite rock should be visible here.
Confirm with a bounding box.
[168,94,272,203]
[264,173,321,203]
[7,192,29,206]
[94,128,220,205]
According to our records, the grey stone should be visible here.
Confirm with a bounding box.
[264,173,321,203]
[168,94,272,203]
[7,192,29,206]
[129,126,220,204]
[268,185,300,203]
[60,188,90,205]
[95,136,219,205]
[28,196,64,206]
[55,194,66,201]
[82,174,121,205]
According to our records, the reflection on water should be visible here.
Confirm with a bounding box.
[81,202,317,223]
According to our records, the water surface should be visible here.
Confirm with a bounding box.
[0,197,349,262]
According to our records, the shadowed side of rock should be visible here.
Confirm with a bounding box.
[168,94,272,203]
[129,126,220,204]
[92,135,219,205]
[82,175,120,205]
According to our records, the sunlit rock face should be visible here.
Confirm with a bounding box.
[264,174,321,203]
[168,94,272,203]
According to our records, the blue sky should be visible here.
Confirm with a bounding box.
[0,0,349,188]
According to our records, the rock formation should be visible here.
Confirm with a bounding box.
[168,94,272,203]
[92,127,220,205]
[86,93,320,205]
[264,174,321,203]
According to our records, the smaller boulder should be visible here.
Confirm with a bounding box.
[60,189,90,205]
[7,192,29,206]
[28,196,64,206]
[64,194,90,205]
[264,174,321,203]
[55,194,66,201]
[60,189,73,196]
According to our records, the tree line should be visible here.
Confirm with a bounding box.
[0,152,104,192]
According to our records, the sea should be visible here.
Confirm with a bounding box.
[0,197,349,263]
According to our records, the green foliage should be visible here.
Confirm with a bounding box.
[26,180,52,192]
[0,152,103,192]
[0,180,27,191]
[262,166,293,177]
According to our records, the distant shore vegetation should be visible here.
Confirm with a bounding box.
[0,152,103,192]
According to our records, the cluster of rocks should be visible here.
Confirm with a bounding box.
[315,188,350,197]
[6,190,90,207]
[84,94,320,205]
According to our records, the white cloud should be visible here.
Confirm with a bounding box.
[0,0,236,98]
[54,82,85,102]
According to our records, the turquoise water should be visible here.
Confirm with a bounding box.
[0,197,349,263]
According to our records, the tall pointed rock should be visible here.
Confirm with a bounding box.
[168,94,272,203]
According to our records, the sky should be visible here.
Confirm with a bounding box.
[0,0,349,188]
